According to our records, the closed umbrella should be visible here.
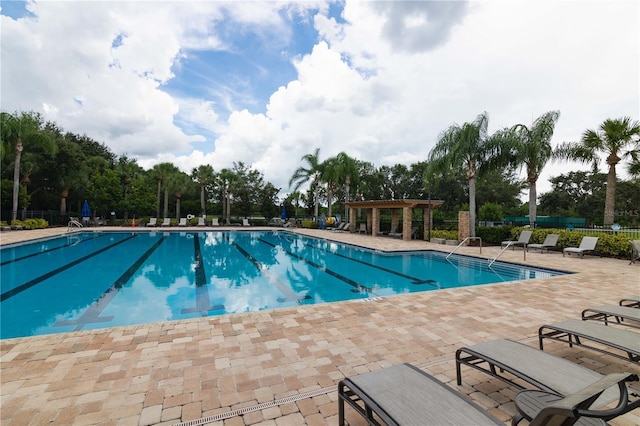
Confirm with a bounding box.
[81,200,91,224]
[280,207,287,220]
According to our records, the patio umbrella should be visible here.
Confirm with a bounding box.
[280,207,287,220]
[81,200,91,221]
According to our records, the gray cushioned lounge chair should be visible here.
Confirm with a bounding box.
[563,236,598,258]
[455,339,638,409]
[527,233,559,254]
[581,304,640,329]
[501,230,533,250]
[338,363,503,426]
[513,372,639,426]
[538,319,640,362]
[631,240,640,264]
[619,296,640,308]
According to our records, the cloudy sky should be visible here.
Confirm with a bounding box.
[2,0,638,198]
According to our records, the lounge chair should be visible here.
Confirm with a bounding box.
[455,339,632,408]
[332,222,349,232]
[178,218,187,227]
[563,236,598,258]
[501,230,533,250]
[358,223,367,234]
[513,372,639,426]
[620,296,640,308]
[538,319,640,362]
[581,304,640,329]
[160,218,171,227]
[211,218,219,226]
[338,363,503,426]
[146,218,157,227]
[197,217,206,227]
[242,218,250,226]
[631,240,640,264]
[526,234,559,254]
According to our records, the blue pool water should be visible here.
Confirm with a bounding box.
[0,230,567,339]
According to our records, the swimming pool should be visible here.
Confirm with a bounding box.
[0,230,567,339]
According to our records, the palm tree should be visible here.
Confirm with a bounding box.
[192,164,214,216]
[217,168,237,223]
[427,111,496,238]
[289,148,322,220]
[1,111,57,221]
[170,173,193,220]
[320,156,342,218]
[151,163,179,218]
[332,152,359,221]
[496,111,560,226]
[554,117,640,226]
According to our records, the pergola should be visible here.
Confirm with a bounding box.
[344,199,444,241]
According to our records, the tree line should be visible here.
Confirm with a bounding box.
[2,110,639,230]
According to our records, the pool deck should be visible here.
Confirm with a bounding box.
[1,226,639,425]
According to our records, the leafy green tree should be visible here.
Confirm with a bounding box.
[289,148,322,220]
[427,111,497,237]
[124,176,156,217]
[259,182,280,220]
[538,171,606,223]
[554,117,640,225]
[85,168,121,219]
[496,110,560,225]
[1,111,57,221]
[116,155,144,220]
[479,202,503,221]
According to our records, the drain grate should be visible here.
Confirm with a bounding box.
[173,385,336,426]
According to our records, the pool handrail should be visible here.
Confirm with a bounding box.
[446,237,482,260]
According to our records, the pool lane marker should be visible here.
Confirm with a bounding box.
[223,234,304,303]
[181,233,225,315]
[258,237,373,293]
[1,234,138,302]
[0,232,108,266]
[54,234,168,330]
[299,239,440,287]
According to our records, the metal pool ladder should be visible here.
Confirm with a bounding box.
[489,242,527,267]
[446,237,482,260]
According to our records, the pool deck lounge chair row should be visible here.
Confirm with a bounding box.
[339,341,639,426]
[339,297,640,425]
[145,217,224,227]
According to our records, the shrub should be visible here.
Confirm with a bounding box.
[300,220,319,229]
[428,230,457,240]
[476,226,514,245]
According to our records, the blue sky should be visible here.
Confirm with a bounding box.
[1,0,638,196]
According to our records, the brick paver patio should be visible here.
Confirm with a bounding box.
[1,227,639,425]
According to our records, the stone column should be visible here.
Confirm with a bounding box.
[402,206,412,241]
[458,211,470,243]
[350,207,357,232]
[422,207,432,241]
[372,208,380,237]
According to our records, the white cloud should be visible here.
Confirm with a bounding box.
[2,0,638,200]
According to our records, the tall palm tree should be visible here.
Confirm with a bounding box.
[496,111,560,226]
[170,173,193,220]
[427,111,495,238]
[151,163,179,218]
[330,152,359,221]
[1,111,57,221]
[192,164,214,216]
[320,156,342,218]
[289,148,322,220]
[554,117,640,226]
[217,168,237,223]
